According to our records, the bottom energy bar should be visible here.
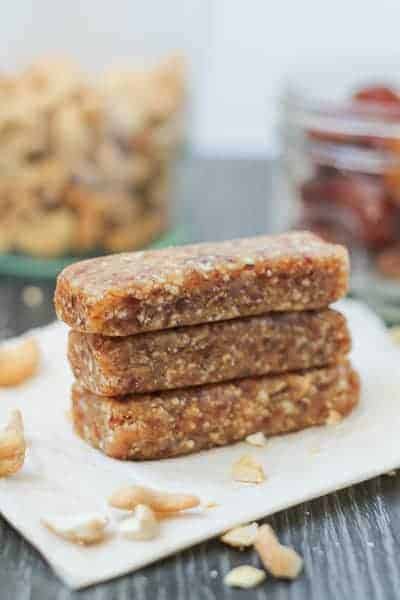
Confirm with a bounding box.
[72,361,359,460]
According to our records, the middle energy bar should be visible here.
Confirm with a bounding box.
[68,308,350,396]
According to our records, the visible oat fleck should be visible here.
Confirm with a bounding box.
[325,410,342,425]
[280,400,297,415]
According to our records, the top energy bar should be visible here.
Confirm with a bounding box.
[54,231,349,336]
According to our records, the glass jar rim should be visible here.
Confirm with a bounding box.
[282,60,400,139]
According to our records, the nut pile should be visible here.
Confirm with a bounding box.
[0,55,184,257]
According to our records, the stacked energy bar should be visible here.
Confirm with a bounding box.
[54,231,360,460]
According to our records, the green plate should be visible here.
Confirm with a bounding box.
[0,226,187,279]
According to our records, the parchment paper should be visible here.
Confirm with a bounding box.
[0,299,398,589]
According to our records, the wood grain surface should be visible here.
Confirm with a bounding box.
[0,157,398,599]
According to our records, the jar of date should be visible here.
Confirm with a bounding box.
[280,66,400,322]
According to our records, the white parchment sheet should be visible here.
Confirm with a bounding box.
[0,299,398,589]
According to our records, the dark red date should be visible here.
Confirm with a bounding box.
[300,173,398,249]
[353,85,400,106]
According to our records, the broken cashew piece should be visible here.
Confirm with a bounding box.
[255,524,303,579]
[232,454,266,484]
[224,565,266,589]
[42,512,108,545]
[221,522,259,548]
[0,338,40,386]
[245,432,267,447]
[109,484,200,513]
[0,410,26,477]
[119,504,159,540]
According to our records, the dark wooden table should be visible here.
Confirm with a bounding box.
[0,157,399,599]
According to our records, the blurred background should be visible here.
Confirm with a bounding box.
[2,0,400,334]
[4,0,400,156]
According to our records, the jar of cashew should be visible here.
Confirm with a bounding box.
[0,56,185,260]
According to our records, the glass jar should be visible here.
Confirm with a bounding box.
[280,65,400,322]
[0,55,185,276]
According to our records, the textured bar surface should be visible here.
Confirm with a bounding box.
[55,231,349,336]
[72,361,359,460]
[68,309,351,395]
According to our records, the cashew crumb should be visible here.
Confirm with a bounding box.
[255,524,303,579]
[0,410,26,477]
[42,512,108,545]
[0,338,40,386]
[224,565,266,589]
[232,454,266,484]
[245,432,267,447]
[118,505,159,540]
